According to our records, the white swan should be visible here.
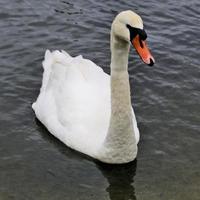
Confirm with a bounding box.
[32,10,154,164]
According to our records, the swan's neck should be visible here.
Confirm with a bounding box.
[99,35,137,163]
[110,35,130,72]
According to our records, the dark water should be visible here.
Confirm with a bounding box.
[0,0,200,199]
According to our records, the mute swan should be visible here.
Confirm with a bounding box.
[32,10,155,164]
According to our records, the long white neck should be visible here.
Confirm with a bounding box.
[98,33,138,164]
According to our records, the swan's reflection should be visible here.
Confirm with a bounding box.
[96,160,137,200]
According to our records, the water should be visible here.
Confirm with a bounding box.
[0,0,200,199]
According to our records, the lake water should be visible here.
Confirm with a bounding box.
[0,0,200,199]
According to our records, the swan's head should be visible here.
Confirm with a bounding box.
[112,10,155,66]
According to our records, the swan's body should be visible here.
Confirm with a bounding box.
[32,10,154,164]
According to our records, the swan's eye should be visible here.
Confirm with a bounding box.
[126,24,137,41]
[126,24,147,42]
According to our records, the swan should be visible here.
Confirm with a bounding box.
[32,10,155,164]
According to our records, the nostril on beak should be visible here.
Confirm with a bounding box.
[148,58,154,66]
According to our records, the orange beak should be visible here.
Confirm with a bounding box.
[132,35,155,66]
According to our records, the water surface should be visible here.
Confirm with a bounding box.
[0,0,200,199]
